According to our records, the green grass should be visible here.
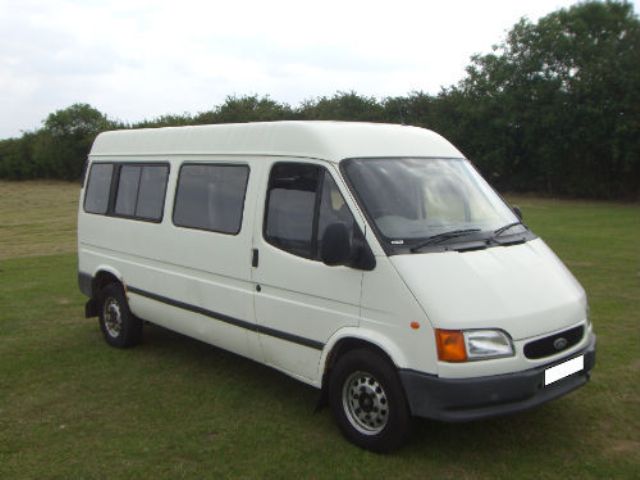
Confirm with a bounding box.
[1,183,639,479]
[0,181,79,260]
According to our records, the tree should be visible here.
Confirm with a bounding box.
[197,95,297,124]
[32,104,116,180]
[134,113,194,128]
[453,0,640,198]
[0,132,39,179]
[300,92,385,121]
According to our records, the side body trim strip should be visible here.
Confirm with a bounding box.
[127,285,325,350]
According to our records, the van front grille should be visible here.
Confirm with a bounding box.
[524,325,584,359]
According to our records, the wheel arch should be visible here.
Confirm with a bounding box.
[316,328,409,407]
[83,267,125,318]
[91,266,124,297]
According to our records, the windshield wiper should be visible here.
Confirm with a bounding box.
[410,229,481,252]
[493,221,527,237]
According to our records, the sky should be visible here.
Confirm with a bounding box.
[1,0,638,139]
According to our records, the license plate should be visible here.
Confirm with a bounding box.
[544,355,584,386]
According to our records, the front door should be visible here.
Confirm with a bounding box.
[251,161,363,383]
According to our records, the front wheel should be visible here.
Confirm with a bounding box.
[98,283,142,348]
[329,349,411,452]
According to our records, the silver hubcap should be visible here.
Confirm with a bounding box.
[342,371,389,435]
[103,297,123,338]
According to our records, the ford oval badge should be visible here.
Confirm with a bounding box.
[553,337,568,350]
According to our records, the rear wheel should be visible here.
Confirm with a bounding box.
[329,349,411,452]
[98,283,142,348]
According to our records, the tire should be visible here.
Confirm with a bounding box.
[98,283,143,348]
[329,348,411,453]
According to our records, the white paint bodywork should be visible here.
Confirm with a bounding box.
[389,238,592,378]
[90,121,463,162]
[78,121,589,388]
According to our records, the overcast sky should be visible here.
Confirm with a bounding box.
[1,0,638,139]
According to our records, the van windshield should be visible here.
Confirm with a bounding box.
[343,157,522,243]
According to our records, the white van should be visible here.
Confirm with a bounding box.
[78,121,596,452]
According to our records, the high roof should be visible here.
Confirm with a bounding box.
[90,121,464,162]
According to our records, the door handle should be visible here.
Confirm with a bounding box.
[252,248,259,268]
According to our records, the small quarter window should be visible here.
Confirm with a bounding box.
[317,173,355,256]
[84,163,113,214]
[173,164,250,234]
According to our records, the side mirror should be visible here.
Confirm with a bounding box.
[513,205,523,221]
[320,223,352,266]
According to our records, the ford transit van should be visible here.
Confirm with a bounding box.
[78,121,596,452]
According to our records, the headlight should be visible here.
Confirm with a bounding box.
[436,329,514,362]
[464,330,514,360]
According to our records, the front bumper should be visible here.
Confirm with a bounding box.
[399,334,596,422]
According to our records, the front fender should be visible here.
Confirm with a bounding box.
[319,326,411,377]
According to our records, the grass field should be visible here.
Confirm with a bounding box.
[1,181,639,479]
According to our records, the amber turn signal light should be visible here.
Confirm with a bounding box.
[435,329,467,362]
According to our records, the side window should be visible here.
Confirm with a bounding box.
[113,165,168,221]
[173,164,249,234]
[264,163,356,260]
[137,166,170,220]
[265,163,321,258]
[84,163,113,214]
[114,166,141,216]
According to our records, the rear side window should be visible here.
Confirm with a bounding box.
[114,166,141,216]
[173,164,250,234]
[84,163,113,214]
[113,165,169,221]
[137,167,170,220]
